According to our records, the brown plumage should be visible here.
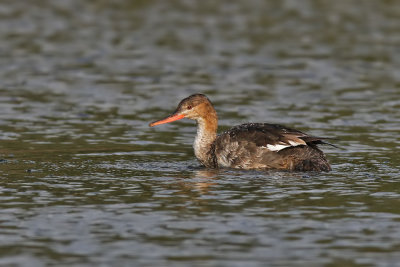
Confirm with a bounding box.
[149,94,332,172]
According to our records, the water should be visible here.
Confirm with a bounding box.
[1,0,400,266]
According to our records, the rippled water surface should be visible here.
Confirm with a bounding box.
[1,0,400,266]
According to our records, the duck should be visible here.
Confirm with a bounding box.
[149,94,332,172]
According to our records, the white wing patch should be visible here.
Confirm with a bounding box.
[266,144,291,151]
[265,140,305,152]
[289,140,304,146]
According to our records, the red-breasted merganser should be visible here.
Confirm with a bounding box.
[149,94,332,172]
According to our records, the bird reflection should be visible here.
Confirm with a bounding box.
[191,169,219,193]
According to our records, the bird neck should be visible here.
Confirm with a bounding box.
[193,111,218,167]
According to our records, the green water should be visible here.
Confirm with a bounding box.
[0,0,400,266]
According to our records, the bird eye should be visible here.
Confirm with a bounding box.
[187,105,192,110]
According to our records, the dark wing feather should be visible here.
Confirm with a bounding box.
[224,123,330,148]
